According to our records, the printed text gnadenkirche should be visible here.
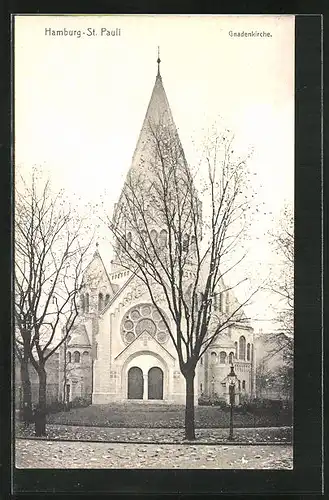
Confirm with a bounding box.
[44,27,121,38]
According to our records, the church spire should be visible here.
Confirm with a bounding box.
[157,46,161,77]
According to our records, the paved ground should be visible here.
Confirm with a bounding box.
[16,423,292,444]
[15,439,293,469]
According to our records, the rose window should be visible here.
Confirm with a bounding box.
[121,303,169,345]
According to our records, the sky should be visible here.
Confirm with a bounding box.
[14,15,295,332]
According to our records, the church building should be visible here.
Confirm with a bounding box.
[60,56,255,406]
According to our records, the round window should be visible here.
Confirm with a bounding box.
[136,318,156,336]
[121,304,169,345]
[124,320,134,331]
[130,309,141,321]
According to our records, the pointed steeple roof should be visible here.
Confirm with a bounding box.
[128,53,183,177]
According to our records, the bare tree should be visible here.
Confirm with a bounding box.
[14,170,93,434]
[107,120,257,440]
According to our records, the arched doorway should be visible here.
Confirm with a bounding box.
[148,367,163,400]
[127,367,143,399]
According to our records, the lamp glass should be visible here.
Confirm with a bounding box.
[227,366,237,386]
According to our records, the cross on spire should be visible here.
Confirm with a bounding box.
[157,46,161,76]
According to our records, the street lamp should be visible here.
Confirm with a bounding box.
[227,365,238,441]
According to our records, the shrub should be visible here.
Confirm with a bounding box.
[46,401,66,414]
[198,395,229,409]
[70,396,92,409]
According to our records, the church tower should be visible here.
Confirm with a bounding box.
[111,50,201,281]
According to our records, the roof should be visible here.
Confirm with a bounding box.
[82,245,115,296]
[68,323,91,347]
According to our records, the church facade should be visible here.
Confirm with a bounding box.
[61,58,256,406]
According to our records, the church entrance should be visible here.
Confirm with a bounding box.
[127,366,143,399]
[148,367,163,400]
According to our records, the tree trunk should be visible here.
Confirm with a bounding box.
[20,358,33,423]
[184,371,196,440]
[35,365,47,436]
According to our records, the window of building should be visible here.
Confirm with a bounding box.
[239,335,246,360]
[67,351,71,363]
[105,294,110,307]
[200,357,203,365]
[85,293,89,314]
[73,351,80,363]
[182,234,189,252]
[159,229,168,248]
[121,303,169,345]
[194,293,199,312]
[219,292,223,312]
[127,231,132,247]
[80,294,85,313]
[83,351,89,361]
[238,380,241,391]
[219,351,227,364]
[247,343,251,361]
[150,229,158,246]
[225,291,230,313]
[234,341,238,358]
[200,383,203,392]
[242,380,246,390]
[228,352,234,365]
[213,293,218,311]
[98,293,104,311]
[221,382,226,389]
[211,351,217,364]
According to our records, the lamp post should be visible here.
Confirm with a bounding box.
[227,365,238,441]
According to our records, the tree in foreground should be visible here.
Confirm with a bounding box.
[14,169,92,434]
[107,120,257,440]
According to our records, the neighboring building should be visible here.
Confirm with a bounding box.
[255,329,293,401]
[15,350,60,407]
[61,57,255,406]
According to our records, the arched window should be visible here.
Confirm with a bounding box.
[98,293,104,311]
[73,351,80,363]
[242,380,246,390]
[80,294,85,313]
[67,351,71,363]
[211,351,217,364]
[247,343,251,361]
[105,294,110,307]
[200,383,203,392]
[228,352,234,365]
[234,341,238,358]
[219,293,223,312]
[238,380,241,391]
[219,351,227,364]
[150,229,158,246]
[182,234,189,252]
[194,293,199,312]
[83,351,89,359]
[225,291,230,313]
[200,357,203,366]
[127,231,132,248]
[239,336,246,360]
[85,293,89,314]
[159,229,168,248]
